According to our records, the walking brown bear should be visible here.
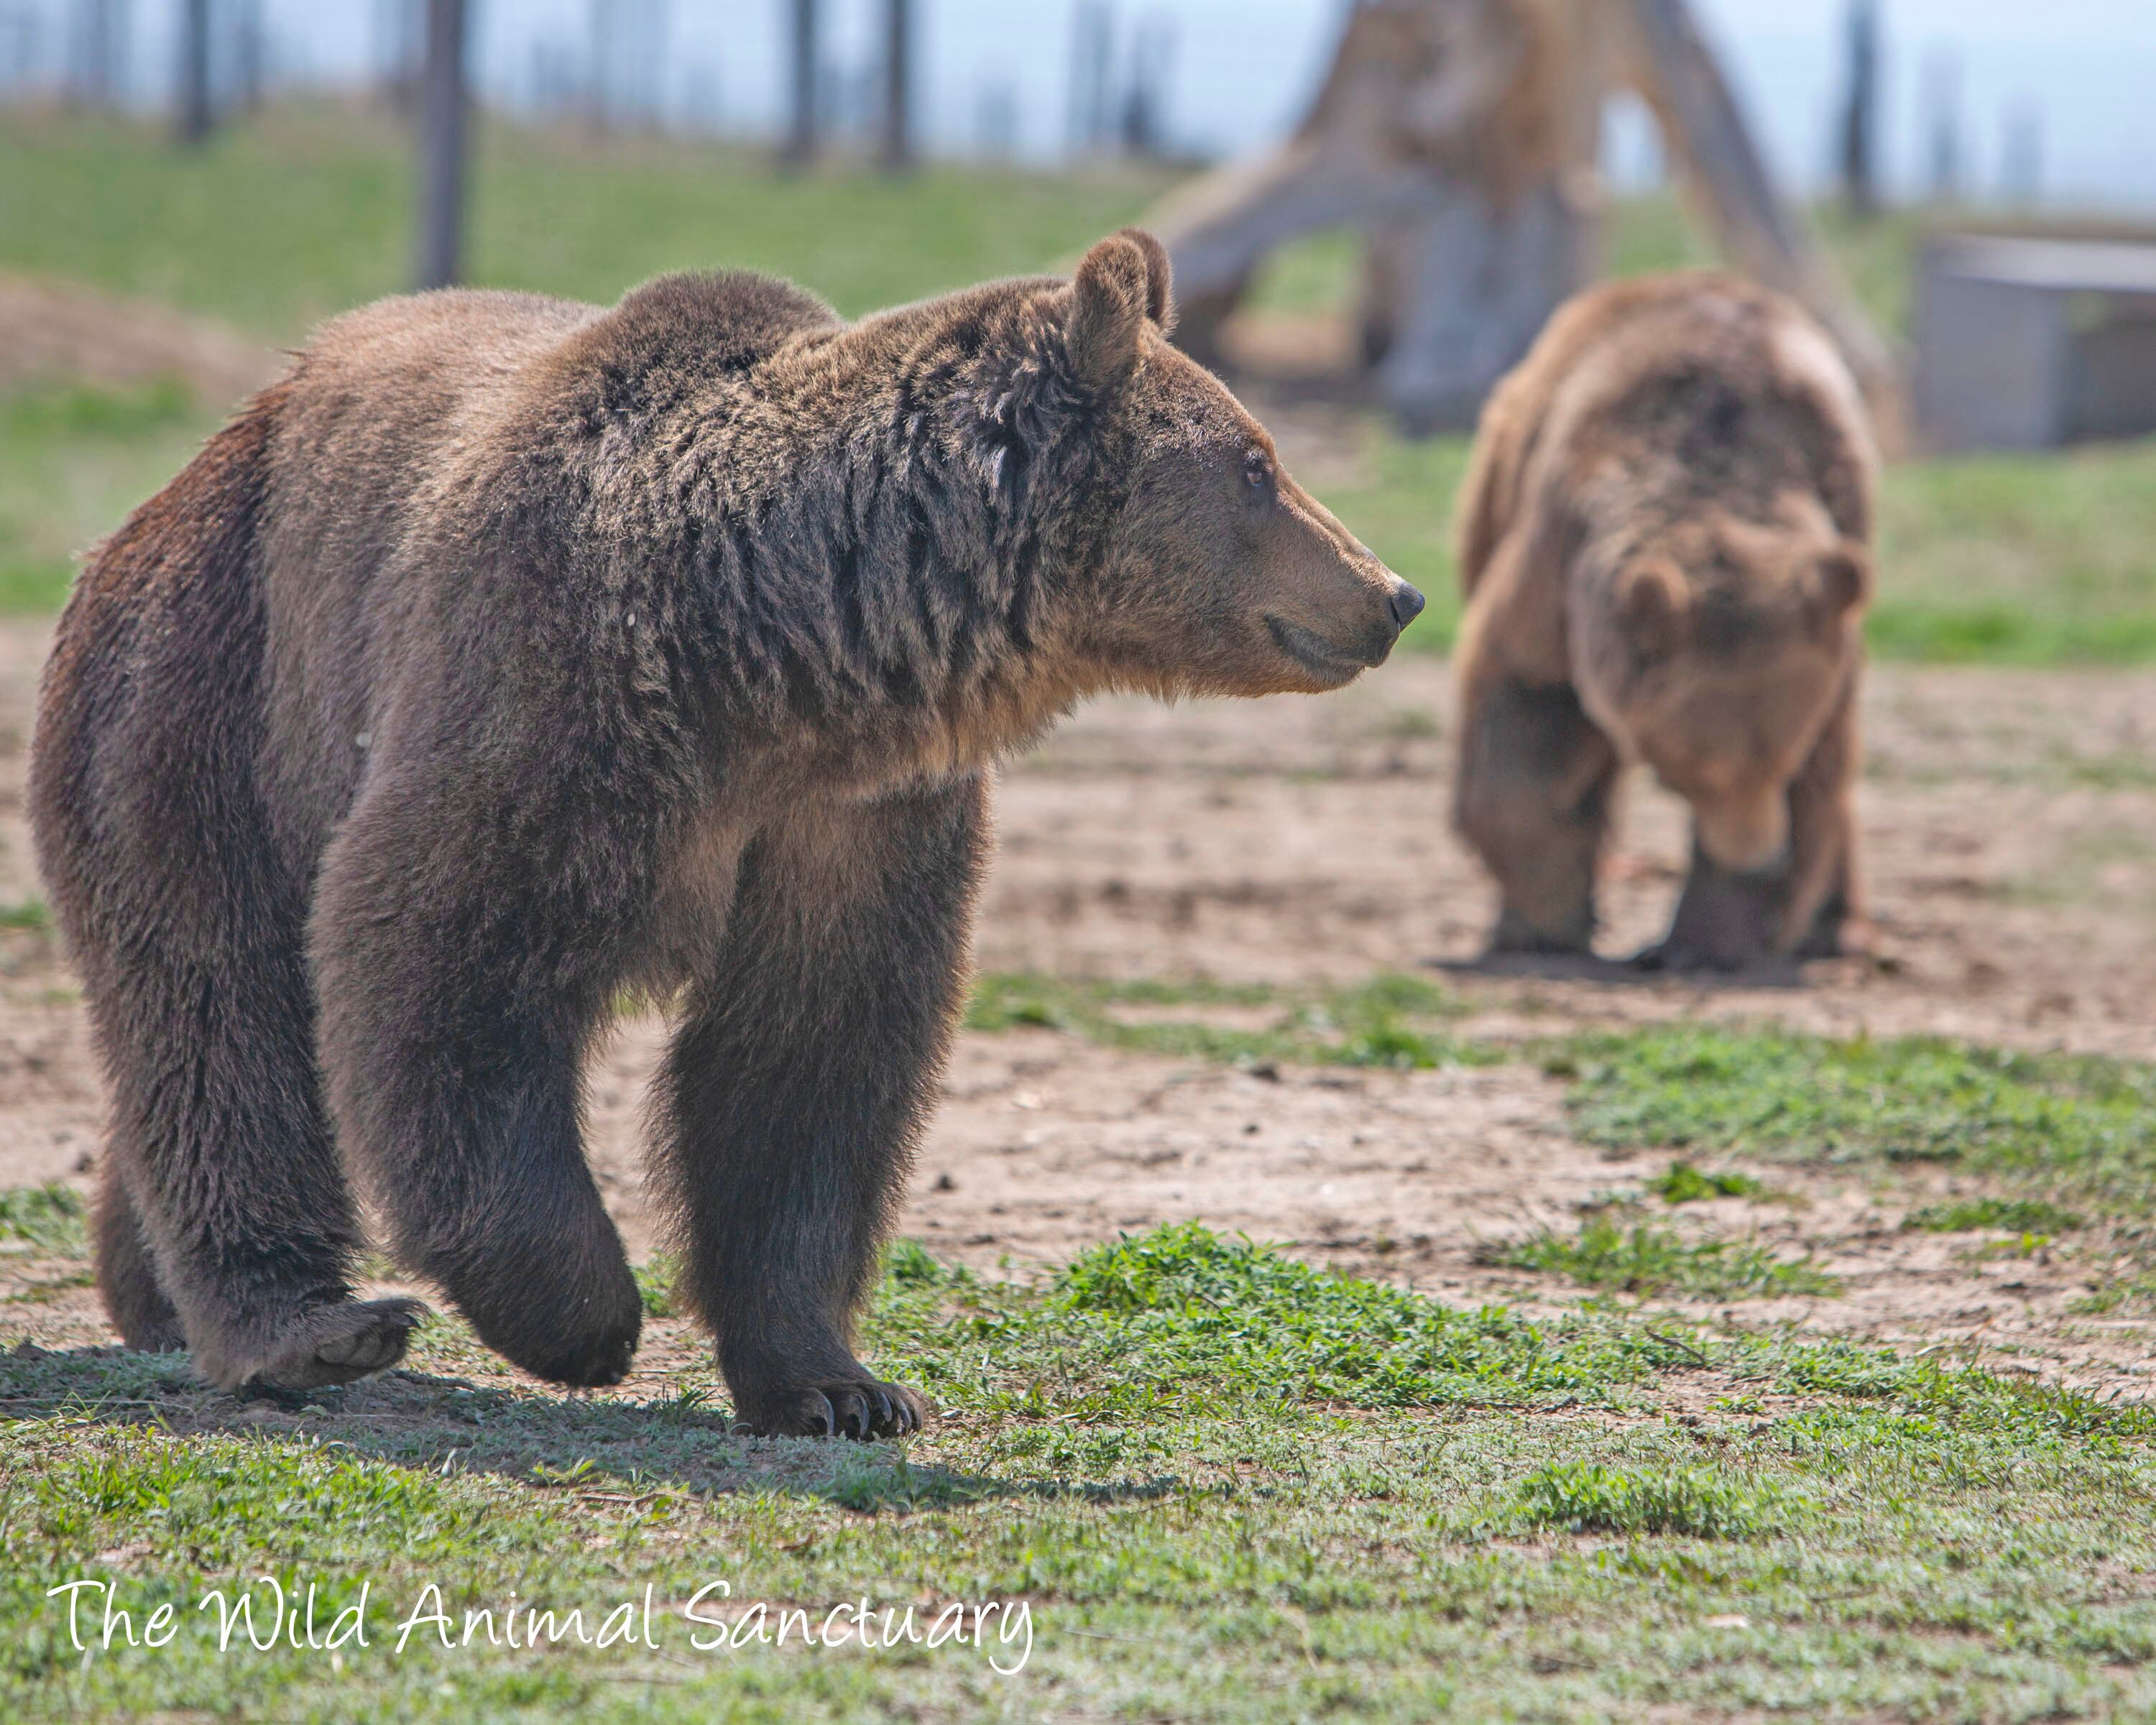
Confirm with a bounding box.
[31,231,1422,1437]
[1450,272,1877,970]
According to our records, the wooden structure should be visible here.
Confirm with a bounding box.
[1147,0,1896,431]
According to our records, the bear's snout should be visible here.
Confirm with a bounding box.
[1692,786,1792,876]
[1388,580,1427,632]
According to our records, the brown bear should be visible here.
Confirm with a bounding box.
[30,231,1422,1437]
[1450,271,1876,970]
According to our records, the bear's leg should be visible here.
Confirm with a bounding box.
[653,778,987,1440]
[86,902,424,1392]
[1644,680,1865,971]
[1783,678,1866,958]
[1637,837,1789,972]
[309,786,643,1391]
[92,1162,183,1352]
[1455,672,1620,955]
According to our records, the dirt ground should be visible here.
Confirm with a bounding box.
[0,614,2151,1398]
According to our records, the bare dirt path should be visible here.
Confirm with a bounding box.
[0,620,2150,1396]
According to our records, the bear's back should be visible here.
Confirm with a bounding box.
[1534,275,1874,538]
[249,272,843,862]
[1458,273,1874,590]
[267,272,839,551]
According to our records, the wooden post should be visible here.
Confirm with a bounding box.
[68,0,123,111]
[879,0,913,170]
[1922,48,1963,203]
[783,0,818,164]
[1067,1,1111,157]
[588,0,611,131]
[1837,0,1879,218]
[176,0,212,145]
[414,0,468,292]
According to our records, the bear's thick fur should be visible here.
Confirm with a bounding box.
[31,231,1419,1435]
[1452,271,1876,969]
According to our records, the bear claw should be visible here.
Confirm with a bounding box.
[737,1378,928,1440]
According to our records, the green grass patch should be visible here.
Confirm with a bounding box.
[1488,1215,1840,1300]
[1513,1460,1787,1538]
[1645,1160,1774,1205]
[0,377,222,613]
[987,1220,1692,1414]
[0,1184,87,1254]
[632,1252,679,1319]
[1554,1025,2156,1225]
[966,970,1489,1071]
[1903,1197,2086,1235]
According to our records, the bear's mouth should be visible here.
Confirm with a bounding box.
[1265,615,1375,683]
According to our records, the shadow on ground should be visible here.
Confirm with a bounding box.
[0,1341,1181,1511]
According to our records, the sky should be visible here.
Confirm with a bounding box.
[13,1,2156,211]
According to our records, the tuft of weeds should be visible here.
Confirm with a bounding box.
[1488,1217,1840,1300]
[1646,1161,1775,1205]
[633,1253,679,1318]
[1514,1460,1787,1538]
[0,1184,87,1254]
[2070,1274,2156,1317]
[1902,1196,2086,1234]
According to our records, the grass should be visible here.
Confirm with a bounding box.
[0,378,223,613]
[0,1184,87,1254]
[1646,1160,1775,1205]
[1551,1025,2156,1226]
[1512,1459,1789,1538]
[1486,1215,1840,1301]
[3,109,2153,659]
[964,970,1491,1072]
[1904,1197,2088,1236]
[0,109,1175,339]
[6,1218,2156,1719]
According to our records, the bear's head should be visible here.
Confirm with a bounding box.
[971,231,1423,699]
[1572,503,1869,873]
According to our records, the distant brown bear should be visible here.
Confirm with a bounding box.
[1452,271,1876,970]
[31,231,1420,1436]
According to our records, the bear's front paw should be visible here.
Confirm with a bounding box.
[1488,906,1594,957]
[734,1376,929,1440]
[202,1296,429,1393]
[1630,935,1747,975]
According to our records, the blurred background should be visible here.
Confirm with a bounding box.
[1,0,2153,663]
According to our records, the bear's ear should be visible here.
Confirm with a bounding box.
[1616,558,1691,661]
[1805,543,1872,633]
[1066,234,1153,393]
[1112,226,1176,333]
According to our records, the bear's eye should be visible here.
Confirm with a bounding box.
[1243,450,1274,497]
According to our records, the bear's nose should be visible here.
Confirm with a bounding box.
[1388,581,1427,630]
